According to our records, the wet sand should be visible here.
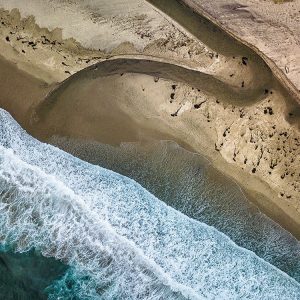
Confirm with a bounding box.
[30,58,300,239]
[48,137,300,281]
[0,55,51,128]
[0,1,299,239]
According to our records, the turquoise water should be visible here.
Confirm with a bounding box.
[52,138,300,282]
[0,249,68,299]
[1,108,300,299]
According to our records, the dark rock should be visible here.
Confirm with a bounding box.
[242,57,248,65]
[194,100,206,109]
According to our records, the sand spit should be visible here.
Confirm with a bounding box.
[0,1,299,236]
[30,58,300,238]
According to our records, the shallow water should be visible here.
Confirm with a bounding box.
[1,109,300,299]
[51,137,300,283]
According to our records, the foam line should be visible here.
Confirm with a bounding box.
[0,108,299,299]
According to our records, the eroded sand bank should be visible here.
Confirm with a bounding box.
[0,0,299,237]
[178,0,300,101]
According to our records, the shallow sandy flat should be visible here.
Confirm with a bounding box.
[0,0,299,237]
[31,58,300,237]
[0,55,51,127]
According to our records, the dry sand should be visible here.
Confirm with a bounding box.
[179,0,300,101]
[0,1,299,237]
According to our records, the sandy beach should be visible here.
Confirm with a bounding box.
[0,0,299,238]
[179,0,300,102]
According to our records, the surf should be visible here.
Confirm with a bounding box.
[0,108,300,299]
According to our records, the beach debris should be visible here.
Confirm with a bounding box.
[242,56,248,65]
[171,106,181,117]
[264,107,274,115]
[285,65,289,74]
[194,100,206,109]
[239,108,245,118]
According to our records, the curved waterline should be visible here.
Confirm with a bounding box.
[35,57,270,116]
[51,137,300,282]
[1,109,300,299]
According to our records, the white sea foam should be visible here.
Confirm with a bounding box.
[0,108,300,299]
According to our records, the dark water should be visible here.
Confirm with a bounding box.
[1,117,300,298]
[0,248,68,299]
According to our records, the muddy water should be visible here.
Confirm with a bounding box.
[147,0,253,56]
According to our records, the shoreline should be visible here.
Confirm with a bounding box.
[179,0,300,104]
[32,58,300,239]
[0,2,299,238]
[1,46,300,240]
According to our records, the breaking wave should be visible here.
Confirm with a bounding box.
[51,137,300,282]
[0,108,300,299]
